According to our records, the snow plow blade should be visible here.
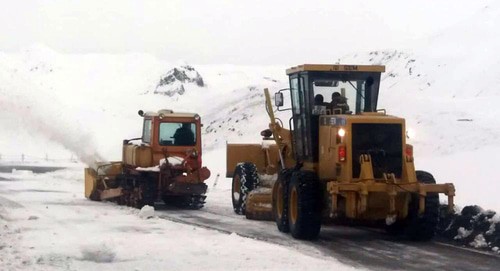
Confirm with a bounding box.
[84,167,99,199]
[84,162,123,200]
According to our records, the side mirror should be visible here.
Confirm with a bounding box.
[138,110,144,117]
[275,92,284,107]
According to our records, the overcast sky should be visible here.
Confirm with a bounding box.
[0,0,489,65]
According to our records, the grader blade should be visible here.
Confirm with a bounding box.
[245,187,274,221]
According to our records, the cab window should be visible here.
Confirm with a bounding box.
[159,122,196,146]
[312,79,367,114]
[142,119,152,143]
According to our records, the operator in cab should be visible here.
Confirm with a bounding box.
[173,123,195,146]
[330,92,350,114]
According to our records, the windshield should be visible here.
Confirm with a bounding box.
[312,79,366,115]
[159,122,196,146]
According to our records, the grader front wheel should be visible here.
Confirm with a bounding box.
[272,169,293,232]
[231,163,260,215]
[387,170,440,240]
[287,171,322,240]
[405,170,440,241]
[232,174,242,212]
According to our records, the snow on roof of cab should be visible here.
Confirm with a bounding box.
[143,109,199,118]
[286,64,386,75]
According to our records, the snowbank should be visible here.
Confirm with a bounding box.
[438,205,500,253]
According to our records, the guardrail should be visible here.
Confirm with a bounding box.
[0,153,79,163]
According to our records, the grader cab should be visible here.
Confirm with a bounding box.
[85,109,211,209]
[227,64,455,240]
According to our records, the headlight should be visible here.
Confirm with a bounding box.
[338,128,346,137]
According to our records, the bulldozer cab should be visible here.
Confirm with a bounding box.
[281,64,385,163]
[138,109,202,164]
[144,120,197,147]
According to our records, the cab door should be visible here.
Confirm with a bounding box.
[290,75,312,162]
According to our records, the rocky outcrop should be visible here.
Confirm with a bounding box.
[153,65,204,96]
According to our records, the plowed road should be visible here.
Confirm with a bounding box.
[156,205,500,271]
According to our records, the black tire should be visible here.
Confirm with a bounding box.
[272,169,293,233]
[232,163,260,215]
[288,171,322,240]
[403,170,440,241]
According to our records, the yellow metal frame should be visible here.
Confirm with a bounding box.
[327,154,455,219]
[264,89,296,168]
[286,64,386,75]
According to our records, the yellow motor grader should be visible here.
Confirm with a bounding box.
[227,64,455,240]
[85,109,211,209]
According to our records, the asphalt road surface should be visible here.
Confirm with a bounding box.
[156,206,500,271]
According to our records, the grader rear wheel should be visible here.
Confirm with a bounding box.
[287,171,321,240]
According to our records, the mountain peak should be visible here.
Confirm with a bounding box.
[152,65,204,96]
